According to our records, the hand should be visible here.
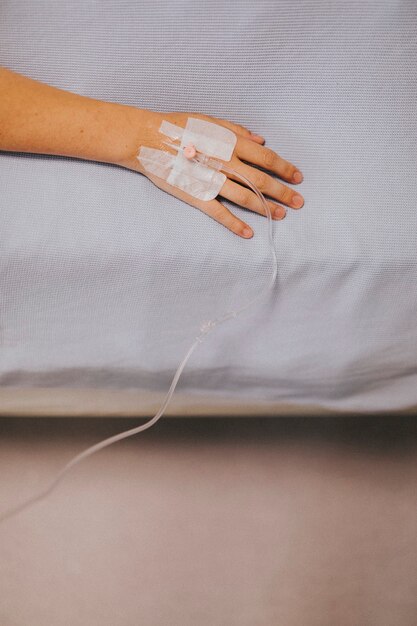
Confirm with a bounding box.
[0,67,303,239]
[115,109,304,239]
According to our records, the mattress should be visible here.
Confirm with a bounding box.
[1,0,416,417]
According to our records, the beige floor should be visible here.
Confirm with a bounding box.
[0,415,416,626]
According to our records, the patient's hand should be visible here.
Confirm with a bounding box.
[116,109,304,239]
[0,67,303,239]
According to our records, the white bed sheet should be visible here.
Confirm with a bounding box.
[1,0,416,416]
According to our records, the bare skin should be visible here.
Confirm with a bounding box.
[0,66,304,239]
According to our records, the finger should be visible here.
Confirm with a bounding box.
[147,173,254,239]
[219,178,287,220]
[215,117,265,144]
[235,136,303,184]
[226,158,305,209]
[248,134,266,144]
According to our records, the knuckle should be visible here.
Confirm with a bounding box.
[263,149,277,169]
[253,171,268,190]
[211,204,226,220]
[280,186,293,203]
[236,188,252,207]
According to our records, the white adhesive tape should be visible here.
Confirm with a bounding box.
[137,117,237,201]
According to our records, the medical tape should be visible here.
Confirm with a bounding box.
[137,117,237,200]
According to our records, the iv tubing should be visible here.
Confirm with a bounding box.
[0,153,278,524]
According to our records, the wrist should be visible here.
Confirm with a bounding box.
[95,102,160,168]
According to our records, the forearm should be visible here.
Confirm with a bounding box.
[0,66,148,164]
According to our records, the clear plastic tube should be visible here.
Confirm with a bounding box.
[0,150,278,524]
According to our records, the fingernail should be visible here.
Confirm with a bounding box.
[242,227,253,238]
[274,207,286,219]
[251,133,265,142]
[291,193,304,209]
[292,171,303,184]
